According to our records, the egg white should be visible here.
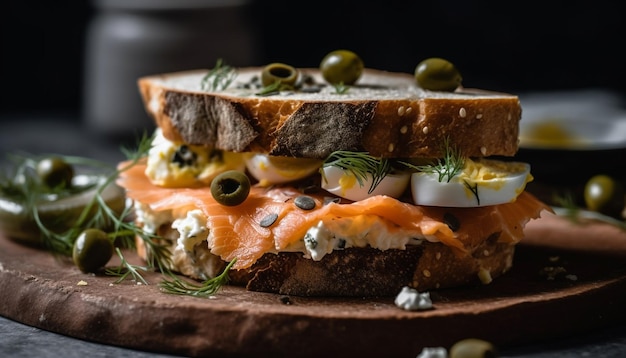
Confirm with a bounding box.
[321,166,411,201]
[410,158,532,207]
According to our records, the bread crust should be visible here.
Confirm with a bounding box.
[138,68,521,159]
[235,240,514,297]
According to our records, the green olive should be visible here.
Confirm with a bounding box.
[37,157,74,188]
[261,63,299,88]
[584,174,625,218]
[319,49,364,85]
[72,228,114,273]
[211,170,251,206]
[415,57,462,91]
[449,338,498,358]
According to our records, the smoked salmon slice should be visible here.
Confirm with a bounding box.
[117,162,551,270]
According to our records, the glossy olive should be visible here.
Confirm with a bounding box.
[72,228,114,273]
[584,174,625,218]
[415,57,462,91]
[37,157,74,188]
[449,338,498,358]
[211,170,251,206]
[319,49,364,85]
[261,63,299,87]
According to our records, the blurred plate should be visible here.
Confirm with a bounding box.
[518,89,626,150]
[514,89,626,185]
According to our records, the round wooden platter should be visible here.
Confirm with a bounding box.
[1,213,626,358]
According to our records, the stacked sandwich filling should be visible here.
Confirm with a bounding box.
[118,127,549,272]
[116,65,552,295]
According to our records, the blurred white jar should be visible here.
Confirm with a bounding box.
[83,0,257,138]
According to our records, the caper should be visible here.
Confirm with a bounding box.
[211,170,251,206]
[415,57,462,91]
[449,338,498,358]
[261,63,299,88]
[584,174,625,218]
[319,49,364,85]
[72,228,114,273]
[37,156,74,188]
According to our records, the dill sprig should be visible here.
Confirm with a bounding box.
[332,81,349,94]
[321,151,392,194]
[106,247,151,285]
[158,259,237,297]
[463,180,480,206]
[255,80,297,96]
[200,58,237,92]
[255,80,282,96]
[401,137,465,182]
[551,191,580,220]
[121,130,154,162]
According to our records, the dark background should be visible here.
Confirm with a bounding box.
[1,0,625,123]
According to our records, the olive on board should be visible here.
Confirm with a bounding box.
[73,228,114,273]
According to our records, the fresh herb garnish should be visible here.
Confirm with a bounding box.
[401,137,465,182]
[332,81,349,94]
[255,80,282,96]
[106,247,151,285]
[200,58,237,92]
[158,259,236,297]
[463,180,480,206]
[255,80,297,96]
[321,151,392,194]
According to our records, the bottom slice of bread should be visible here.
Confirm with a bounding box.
[139,225,514,297]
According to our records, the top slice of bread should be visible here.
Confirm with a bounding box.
[138,67,521,159]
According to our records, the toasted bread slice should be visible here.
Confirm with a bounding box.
[138,68,521,159]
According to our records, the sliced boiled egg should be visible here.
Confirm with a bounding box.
[245,154,323,186]
[410,158,532,207]
[321,166,411,201]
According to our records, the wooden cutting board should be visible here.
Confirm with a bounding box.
[1,213,626,358]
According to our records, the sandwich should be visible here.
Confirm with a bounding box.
[116,55,551,297]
